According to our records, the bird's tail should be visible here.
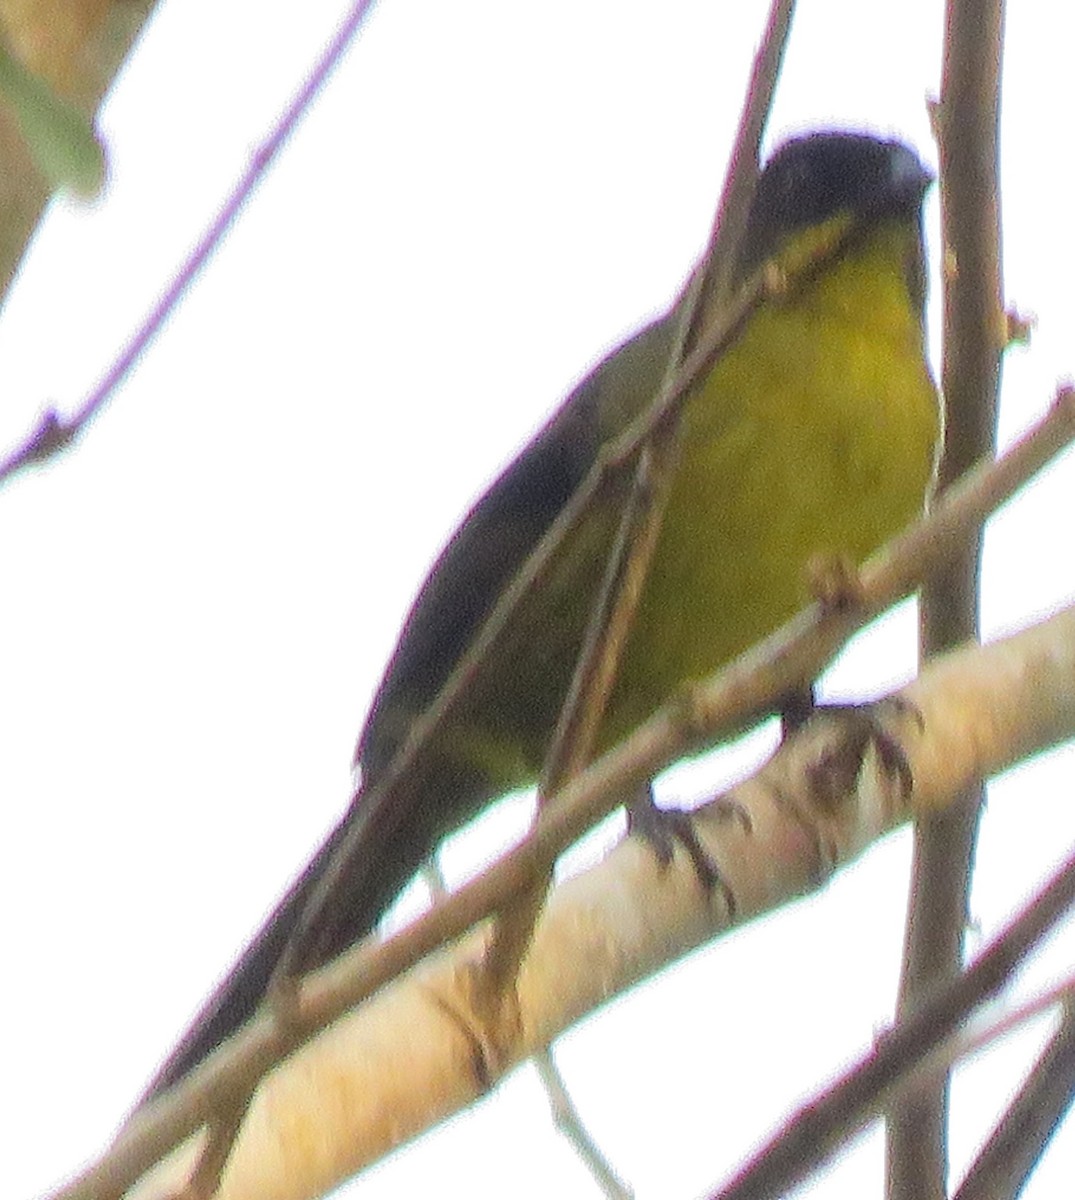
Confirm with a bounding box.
[139,755,493,1104]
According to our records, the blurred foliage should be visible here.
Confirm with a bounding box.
[0,0,156,308]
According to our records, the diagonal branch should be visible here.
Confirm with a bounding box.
[715,839,1075,1200]
[48,391,1075,1200]
[478,0,797,1003]
[61,599,1075,1200]
[953,999,1075,1200]
[0,0,380,490]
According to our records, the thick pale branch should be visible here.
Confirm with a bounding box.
[93,603,1075,1200]
[46,394,1075,1200]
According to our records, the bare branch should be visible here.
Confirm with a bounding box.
[533,1050,634,1200]
[99,604,1075,1200]
[714,842,1075,1200]
[892,0,1006,1183]
[48,395,1075,1200]
[954,1001,1075,1200]
[479,0,797,1007]
[0,0,379,490]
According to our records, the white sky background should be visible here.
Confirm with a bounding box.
[3,1,1075,1197]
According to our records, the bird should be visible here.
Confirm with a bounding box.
[142,129,940,1101]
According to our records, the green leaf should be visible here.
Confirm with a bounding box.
[0,38,106,198]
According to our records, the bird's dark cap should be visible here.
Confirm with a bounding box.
[738,131,934,277]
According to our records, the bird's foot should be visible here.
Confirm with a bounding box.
[626,784,745,917]
[802,696,921,805]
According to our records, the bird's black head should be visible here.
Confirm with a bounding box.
[737,132,933,278]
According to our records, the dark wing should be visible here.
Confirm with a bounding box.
[140,313,675,1103]
[357,311,677,778]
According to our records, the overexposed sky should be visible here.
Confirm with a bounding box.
[4,2,1075,1198]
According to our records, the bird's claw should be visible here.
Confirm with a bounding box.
[626,788,741,917]
[806,697,920,808]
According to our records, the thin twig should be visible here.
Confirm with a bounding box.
[176,1104,244,1200]
[847,977,1075,1136]
[540,0,796,798]
[954,998,1075,1200]
[533,1050,635,1200]
[712,846,1075,1200]
[685,0,794,341]
[0,0,380,489]
[477,0,797,1000]
[30,4,387,1192]
[471,441,681,1009]
[951,974,1075,1064]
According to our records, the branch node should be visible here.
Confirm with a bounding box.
[805,552,865,611]
[668,680,719,748]
[1052,382,1075,421]
[1004,307,1034,348]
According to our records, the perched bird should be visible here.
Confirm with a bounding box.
[143,130,940,1100]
